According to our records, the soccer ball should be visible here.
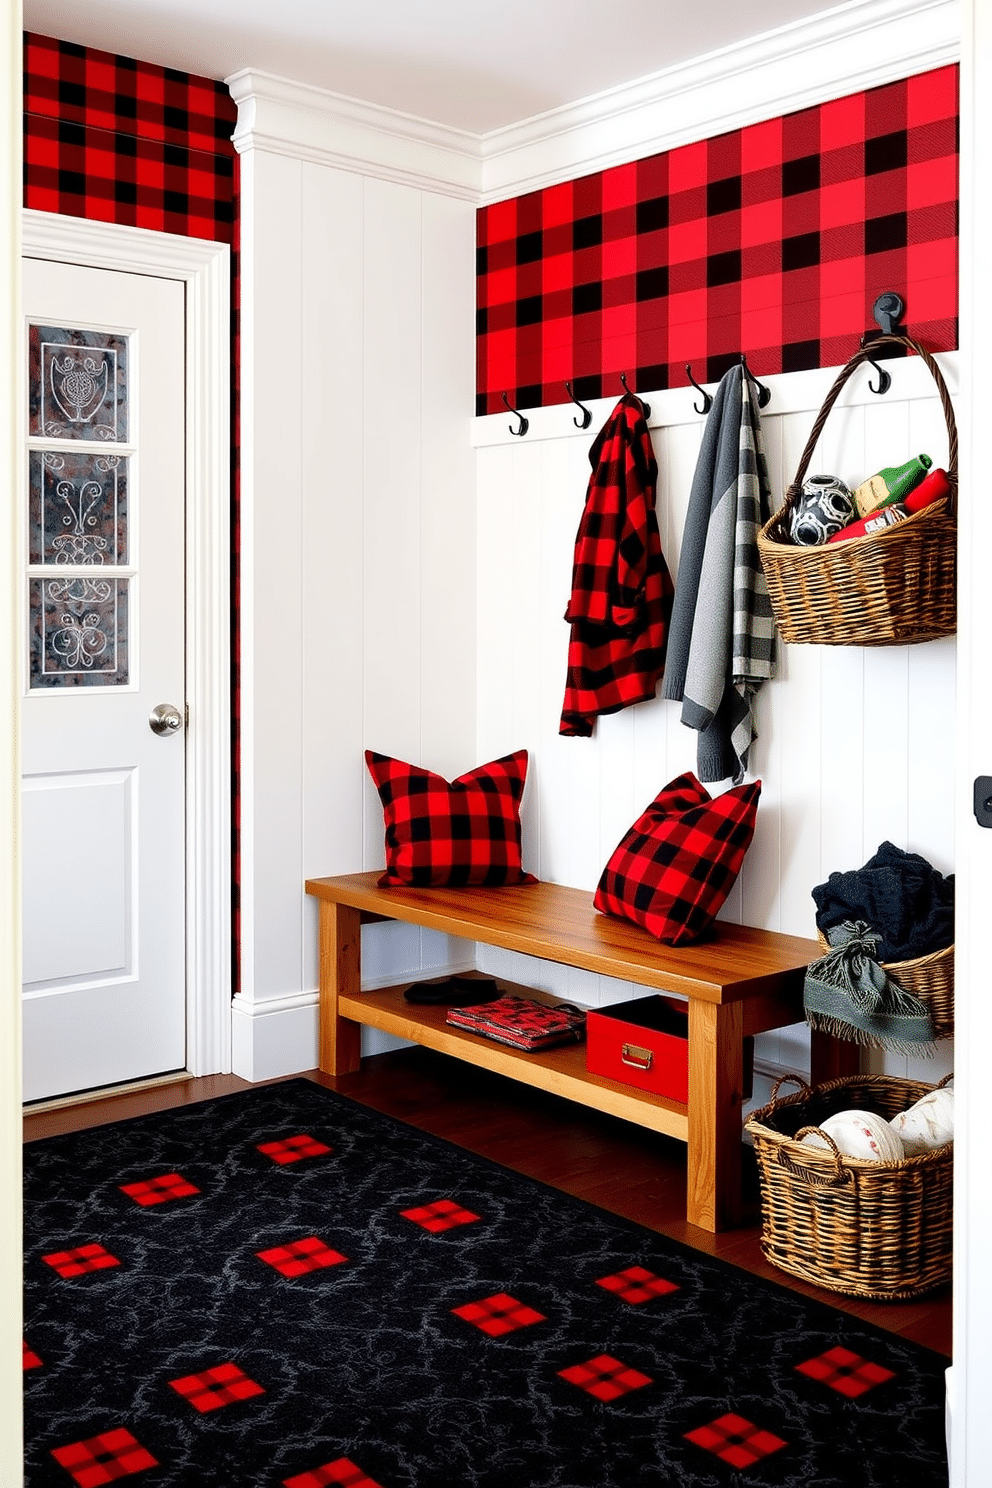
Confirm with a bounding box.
[790,474,855,545]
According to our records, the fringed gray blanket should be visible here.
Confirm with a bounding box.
[803,920,935,1053]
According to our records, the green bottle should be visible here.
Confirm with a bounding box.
[852,454,932,517]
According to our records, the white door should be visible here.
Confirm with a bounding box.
[21,258,187,1102]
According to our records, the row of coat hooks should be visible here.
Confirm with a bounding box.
[500,357,769,437]
[499,293,907,436]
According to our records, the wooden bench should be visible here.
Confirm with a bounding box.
[304,872,854,1232]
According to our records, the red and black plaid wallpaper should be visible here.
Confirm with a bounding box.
[23,31,243,985]
[476,65,959,415]
[23,32,237,236]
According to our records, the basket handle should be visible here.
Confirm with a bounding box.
[783,333,958,519]
[934,1072,954,1090]
[778,1126,852,1187]
[767,1073,812,1115]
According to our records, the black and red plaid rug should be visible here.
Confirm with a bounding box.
[23,1079,948,1487]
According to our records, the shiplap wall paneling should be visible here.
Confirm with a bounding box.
[242,149,306,1005]
[301,162,365,971]
[474,368,956,1082]
[237,136,477,1071]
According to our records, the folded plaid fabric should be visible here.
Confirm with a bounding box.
[446,995,586,1052]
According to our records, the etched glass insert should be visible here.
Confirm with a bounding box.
[28,324,129,442]
[29,576,129,687]
[29,451,128,565]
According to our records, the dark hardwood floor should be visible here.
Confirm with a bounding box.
[23,1047,952,1359]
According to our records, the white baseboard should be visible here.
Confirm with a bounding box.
[230,958,476,1082]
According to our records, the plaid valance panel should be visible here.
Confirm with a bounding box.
[476,65,958,415]
[23,31,237,238]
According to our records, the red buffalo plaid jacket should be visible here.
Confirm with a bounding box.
[560,395,674,736]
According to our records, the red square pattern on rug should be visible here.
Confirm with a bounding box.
[257,1236,349,1277]
[595,1265,680,1304]
[685,1412,788,1468]
[452,1292,547,1336]
[168,1361,265,1413]
[558,1353,653,1401]
[50,1427,158,1486]
[796,1345,896,1397]
[23,1339,42,1370]
[257,1134,332,1165]
[43,1243,120,1278]
[400,1198,481,1232]
[119,1172,200,1206]
[284,1458,384,1488]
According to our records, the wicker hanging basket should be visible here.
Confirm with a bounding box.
[746,1072,954,1300]
[758,333,957,646]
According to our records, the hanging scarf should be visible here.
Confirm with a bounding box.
[803,920,934,1054]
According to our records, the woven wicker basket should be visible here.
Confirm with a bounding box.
[757,333,957,646]
[814,932,954,1040]
[746,1073,953,1300]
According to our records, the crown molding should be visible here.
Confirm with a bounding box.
[479,0,959,202]
[226,68,483,200]
[225,1,958,205]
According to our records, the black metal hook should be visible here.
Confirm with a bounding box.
[872,291,905,336]
[685,363,713,415]
[740,354,771,408]
[501,391,529,437]
[619,372,650,419]
[859,334,892,395]
[564,380,592,430]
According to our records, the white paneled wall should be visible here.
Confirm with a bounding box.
[234,131,478,1077]
[473,359,958,1085]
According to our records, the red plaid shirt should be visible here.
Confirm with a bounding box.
[560,396,674,736]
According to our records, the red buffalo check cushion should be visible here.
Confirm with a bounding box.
[365,749,536,888]
[594,771,760,945]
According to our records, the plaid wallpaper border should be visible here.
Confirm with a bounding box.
[24,32,237,238]
[23,31,242,985]
[476,65,959,415]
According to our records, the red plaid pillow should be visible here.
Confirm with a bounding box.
[365,749,536,888]
[594,772,761,945]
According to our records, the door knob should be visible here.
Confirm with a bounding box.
[149,703,184,736]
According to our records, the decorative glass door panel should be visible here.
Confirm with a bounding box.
[26,324,133,689]
[28,323,129,441]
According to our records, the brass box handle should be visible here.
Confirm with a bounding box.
[621,1043,653,1071]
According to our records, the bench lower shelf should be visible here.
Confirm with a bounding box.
[305,872,854,1232]
[339,981,689,1142]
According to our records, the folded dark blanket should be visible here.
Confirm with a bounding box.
[811,841,954,963]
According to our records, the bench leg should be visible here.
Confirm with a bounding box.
[317,901,363,1076]
[687,999,744,1232]
[809,1027,861,1085]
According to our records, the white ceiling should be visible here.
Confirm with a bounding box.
[22,0,845,135]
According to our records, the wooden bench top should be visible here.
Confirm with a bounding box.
[304,872,821,1005]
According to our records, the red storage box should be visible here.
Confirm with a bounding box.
[586,995,689,1102]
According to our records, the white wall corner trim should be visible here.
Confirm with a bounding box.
[231,988,414,1082]
[479,0,960,201]
[20,210,233,1079]
[226,68,483,199]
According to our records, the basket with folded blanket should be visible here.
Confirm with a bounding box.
[805,841,954,1045]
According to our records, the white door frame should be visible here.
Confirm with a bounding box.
[21,208,232,1078]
